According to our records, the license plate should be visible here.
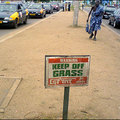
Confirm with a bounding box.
[30,14,35,16]
[3,21,8,23]
[0,21,2,24]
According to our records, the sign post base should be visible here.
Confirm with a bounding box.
[63,87,70,120]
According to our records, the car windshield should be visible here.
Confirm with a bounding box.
[28,4,42,9]
[0,4,17,12]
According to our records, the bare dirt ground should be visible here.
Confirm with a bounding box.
[0,10,120,119]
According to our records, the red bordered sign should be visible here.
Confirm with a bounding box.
[45,55,91,88]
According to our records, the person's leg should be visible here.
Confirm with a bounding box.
[93,31,97,40]
[89,32,94,39]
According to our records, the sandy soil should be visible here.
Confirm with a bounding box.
[0,10,120,119]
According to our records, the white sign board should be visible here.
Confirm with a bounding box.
[45,55,91,88]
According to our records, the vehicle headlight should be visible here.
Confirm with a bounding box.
[4,17,13,21]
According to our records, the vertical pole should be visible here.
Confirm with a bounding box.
[73,0,79,26]
[63,87,70,120]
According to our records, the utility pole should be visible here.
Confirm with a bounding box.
[73,0,79,26]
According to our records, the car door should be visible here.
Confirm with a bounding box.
[42,5,46,16]
[18,4,23,23]
[20,4,26,22]
[111,11,116,24]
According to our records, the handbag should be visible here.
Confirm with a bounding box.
[86,22,89,33]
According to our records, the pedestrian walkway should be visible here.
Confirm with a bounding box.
[0,11,120,119]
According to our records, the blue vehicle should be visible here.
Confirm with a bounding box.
[43,3,53,14]
[109,8,120,28]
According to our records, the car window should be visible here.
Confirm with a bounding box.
[114,10,117,14]
[118,9,120,15]
[28,4,42,9]
[20,4,25,11]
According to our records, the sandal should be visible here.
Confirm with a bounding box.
[89,33,94,39]
[93,36,96,41]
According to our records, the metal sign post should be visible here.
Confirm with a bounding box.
[63,87,70,120]
[45,55,91,119]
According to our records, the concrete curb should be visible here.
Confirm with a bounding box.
[0,78,22,113]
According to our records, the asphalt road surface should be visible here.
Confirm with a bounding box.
[0,11,58,38]
[84,7,120,35]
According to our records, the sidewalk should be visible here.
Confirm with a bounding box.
[0,10,120,119]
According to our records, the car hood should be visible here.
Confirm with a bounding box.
[45,8,51,10]
[28,9,40,12]
[0,12,14,18]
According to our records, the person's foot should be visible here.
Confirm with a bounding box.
[93,36,96,41]
[89,33,94,39]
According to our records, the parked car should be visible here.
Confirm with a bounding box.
[51,2,60,11]
[103,5,116,19]
[0,2,28,28]
[109,8,120,28]
[58,2,64,9]
[28,3,46,18]
[43,3,53,14]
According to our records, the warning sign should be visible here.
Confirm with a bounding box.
[45,55,91,88]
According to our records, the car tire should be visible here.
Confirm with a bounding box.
[13,19,18,29]
[24,16,27,24]
[108,19,111,25]
[41,14,44,18]
[44,13,46,17]
[113,21,117,28]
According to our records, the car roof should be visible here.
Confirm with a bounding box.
[106,5,115,8]
[0,2,20,5]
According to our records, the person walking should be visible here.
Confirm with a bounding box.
[65,2,67,11]
[87,0,104,41]
[82,3,84,10]
[63,3,65,11]
[68,2,71,11]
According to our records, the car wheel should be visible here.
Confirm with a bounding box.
[108,19,111,25]
[113,21,117,28]
[13,19,18,28]
[23,16,27,24]
[44,13,46,17]
[41,14,44,18]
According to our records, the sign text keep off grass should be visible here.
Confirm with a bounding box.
[45,55,90,88]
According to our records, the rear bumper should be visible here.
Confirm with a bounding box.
[53,7,59,11]
[103,14,110,19]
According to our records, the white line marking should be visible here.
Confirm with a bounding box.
[0,10,62,44]
[83,9,120,37]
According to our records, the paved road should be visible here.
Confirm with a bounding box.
[84,7,120,35]
[0,12,57,38]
